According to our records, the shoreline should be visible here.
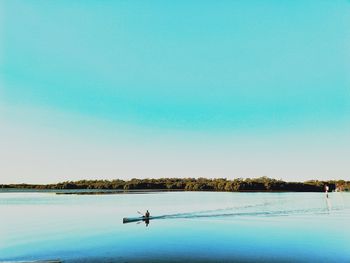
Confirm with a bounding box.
[0,188,346,195]
[1,177,348,193]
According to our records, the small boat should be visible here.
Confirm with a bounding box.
[123,215,163,224]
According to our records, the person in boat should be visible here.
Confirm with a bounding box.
[144,210,150,227]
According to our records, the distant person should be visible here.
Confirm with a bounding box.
[144,210,150,227]
[325,185,329,198]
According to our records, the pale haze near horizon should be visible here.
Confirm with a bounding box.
[1,1,350,184]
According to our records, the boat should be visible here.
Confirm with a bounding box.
[123,215,163,224]
[123,216,151,223]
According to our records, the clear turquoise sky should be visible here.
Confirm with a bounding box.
[1,0,349,183]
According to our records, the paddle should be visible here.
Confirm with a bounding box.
[137,211,144,216]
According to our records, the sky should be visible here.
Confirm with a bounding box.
[0,0,349,183]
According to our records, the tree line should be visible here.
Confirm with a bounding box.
[1,177,349,192]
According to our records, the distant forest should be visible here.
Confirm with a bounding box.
[1,177,349,192]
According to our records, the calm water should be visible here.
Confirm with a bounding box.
[0,191,349,262]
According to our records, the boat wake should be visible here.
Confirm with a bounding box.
[160,207,334,220]
[124,203,342,224]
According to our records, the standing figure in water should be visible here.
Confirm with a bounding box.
[325,184,329,198]
[145,210,150,218]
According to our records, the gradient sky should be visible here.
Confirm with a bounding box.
[1,0,350,183]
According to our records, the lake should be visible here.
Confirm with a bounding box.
[0,191,349,262]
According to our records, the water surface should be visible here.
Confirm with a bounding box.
[0,191,349,262]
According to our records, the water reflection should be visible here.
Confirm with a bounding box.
[144,218,150,227]
[1,192,349,262]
